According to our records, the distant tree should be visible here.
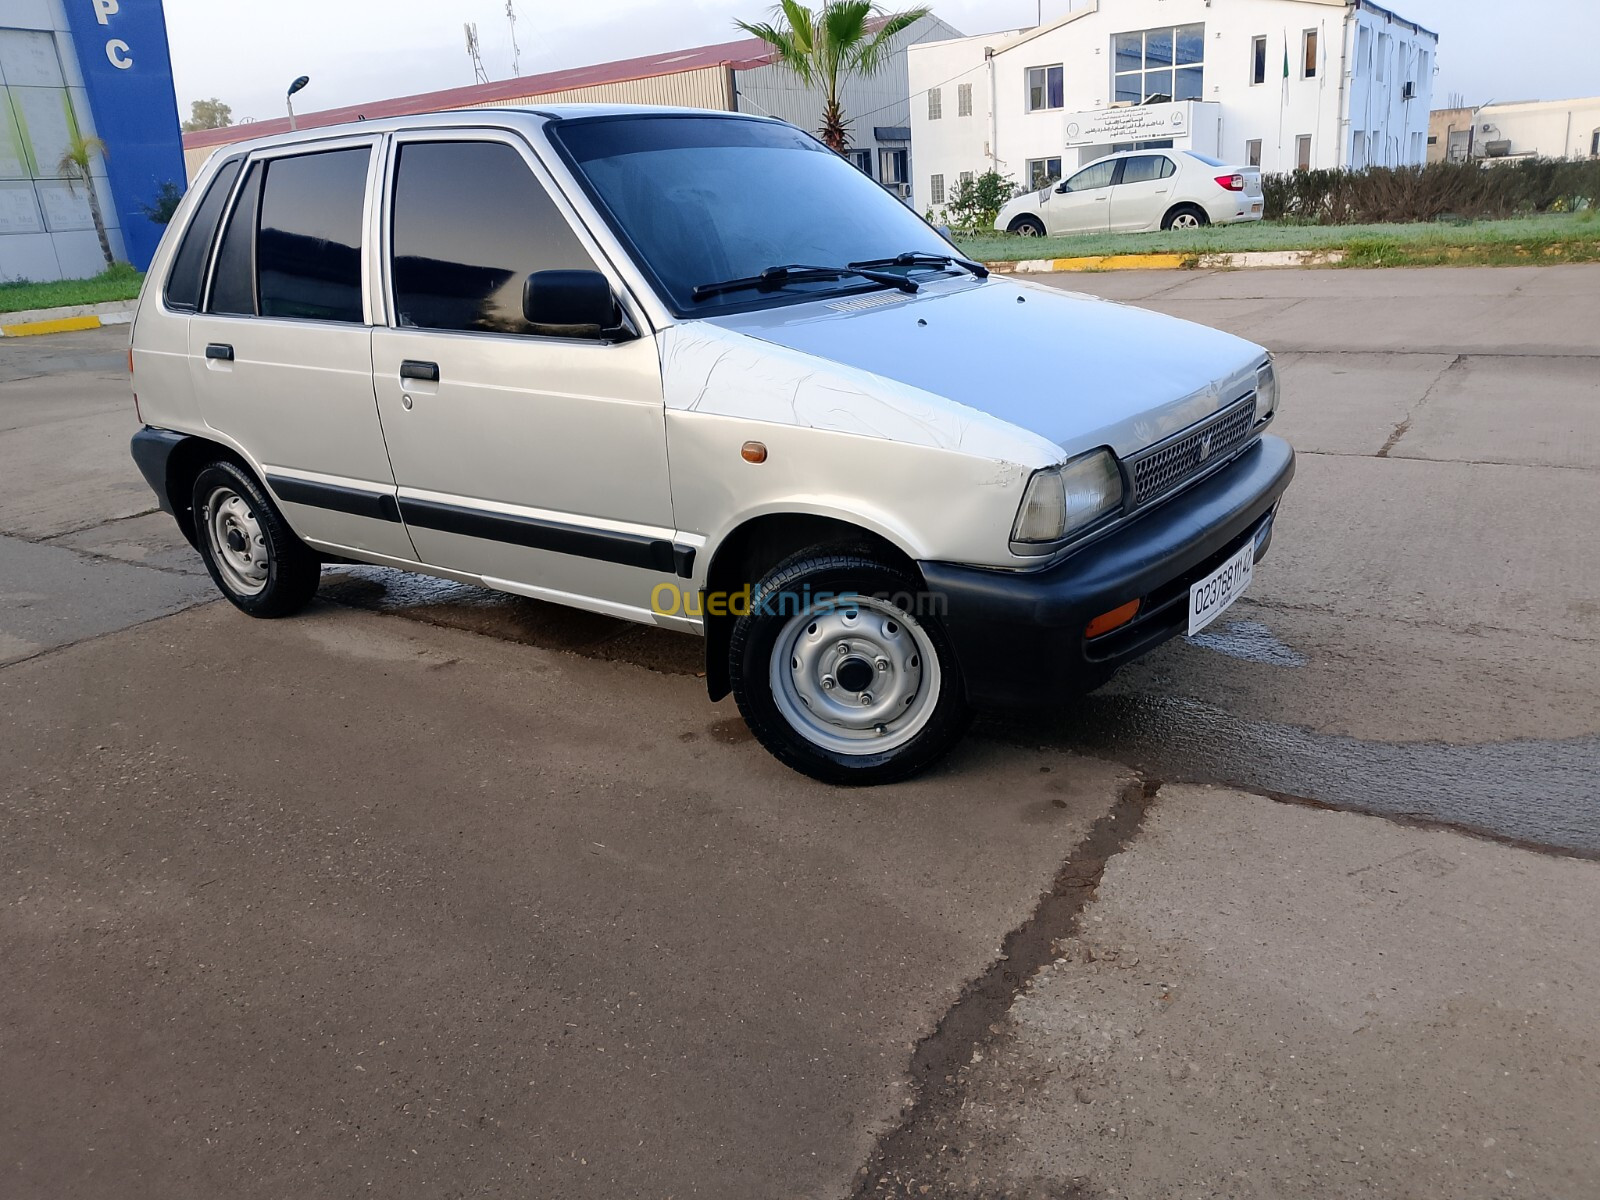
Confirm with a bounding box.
[182,98,233,132]
[736,1,930,152]
[140,180,185,226]
[943,170,1018,231]
[57,132,115,269]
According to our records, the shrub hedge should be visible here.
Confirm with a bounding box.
[1262,158,1600,224]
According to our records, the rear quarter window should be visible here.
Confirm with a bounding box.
[162,157,241,311]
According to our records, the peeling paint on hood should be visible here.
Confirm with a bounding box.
[701,276,1268,457]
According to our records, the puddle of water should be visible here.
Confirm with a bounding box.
[993,694,1600,857]
[1186,619,1308,668]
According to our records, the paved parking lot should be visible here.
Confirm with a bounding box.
[2,264,1597,1198]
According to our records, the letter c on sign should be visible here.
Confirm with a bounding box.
[106,39,133,69]
[93,0,120,23]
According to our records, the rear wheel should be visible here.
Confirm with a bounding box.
[1008,215,1046,237]
[729,553,971,786]
[192,460,321,618]
[1163,204,1210,231]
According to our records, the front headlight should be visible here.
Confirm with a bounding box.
[1255,359,1279,424]
[1012,449,1124,548]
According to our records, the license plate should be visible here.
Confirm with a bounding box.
[1188,542,1255,635]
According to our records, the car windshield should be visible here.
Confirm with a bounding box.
[549,115,954,313]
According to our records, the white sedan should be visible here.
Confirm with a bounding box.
[995,150,1264,238]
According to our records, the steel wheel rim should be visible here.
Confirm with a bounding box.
[204,485,269,596]
[770,594,942,757]
[1015,222,1042,237]
[1172,212,1201,230]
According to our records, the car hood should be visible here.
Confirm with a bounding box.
[703,276,1266,459]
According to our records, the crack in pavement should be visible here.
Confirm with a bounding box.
[850,777,1159,1199]
[1377,352,1464,458]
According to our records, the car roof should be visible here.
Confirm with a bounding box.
[198,104,778,162]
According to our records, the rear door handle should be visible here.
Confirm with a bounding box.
[400,360,439,382]
[205,343,234,361]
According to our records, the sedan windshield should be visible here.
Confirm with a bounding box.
[549,115,955,313]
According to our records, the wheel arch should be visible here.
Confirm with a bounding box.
[699,511,924,702]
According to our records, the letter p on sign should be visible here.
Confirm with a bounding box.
[93,0,120,24]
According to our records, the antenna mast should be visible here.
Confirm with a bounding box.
[465,23,489,84]
[507,1,523,77]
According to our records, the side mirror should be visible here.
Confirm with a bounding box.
[522,270,617,337]
[1055,181,1071,194]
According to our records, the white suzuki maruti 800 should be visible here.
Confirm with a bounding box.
[130,106,1294,785]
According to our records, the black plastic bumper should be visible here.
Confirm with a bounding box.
[920,434,1296,708]
[130,426,187,515]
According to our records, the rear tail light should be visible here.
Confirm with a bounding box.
[1215,173,1246,192]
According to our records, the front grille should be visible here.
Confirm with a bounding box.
[1128,396,1257,507]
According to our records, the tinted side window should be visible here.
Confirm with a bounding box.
[1067,161,1117,192]
[1120,156,1172,185]
[390,140,596,335]
[163,158,241,311]
[209,161,261,317]
[257,148,370,323]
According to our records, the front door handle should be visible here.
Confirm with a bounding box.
[205,343,234,361]
[400,360,439,382]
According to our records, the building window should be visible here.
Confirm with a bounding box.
[1376,32,1388,82]
[1245,139,1262,167]
[957,82,973,117]
[880,147,908,185]
[1592,130,1600,158]
[1026,64,1064,112]
[1358,25,1372,71]
[1025,157,1063,189]
[1411,132,1425,162]
[928,87,942,120]
[929,174,945,205]
[960,170,974,187]
[1250,36,1267,86]
[1296,134,1313,171]
[1113,24,1204,104]
[1303,29,1318,79]
[851,149,872,175]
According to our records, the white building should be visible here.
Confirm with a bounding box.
[1431,97,1600,163]
[908,0,1437,213]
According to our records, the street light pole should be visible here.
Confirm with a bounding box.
[286,75,310,130]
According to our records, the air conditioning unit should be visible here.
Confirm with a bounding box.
[1402,81,1416,100]
[1484,140,1512,158]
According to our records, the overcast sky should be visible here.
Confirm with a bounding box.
[164,0,1595,123]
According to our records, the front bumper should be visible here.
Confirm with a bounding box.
[920,434,1295,708]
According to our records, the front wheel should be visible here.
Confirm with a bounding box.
[1009,215,1046,237]
[729,554,971,786]
[192,460,322,618]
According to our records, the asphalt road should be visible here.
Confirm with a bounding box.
[2,264,1597,1198]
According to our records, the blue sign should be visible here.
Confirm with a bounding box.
[60,0,186,270]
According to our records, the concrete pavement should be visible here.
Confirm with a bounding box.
[859,785,1600,1199]
[3,266,1598,1198]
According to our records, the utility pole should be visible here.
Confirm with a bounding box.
[507,1,522,77]
[465,23,488,85]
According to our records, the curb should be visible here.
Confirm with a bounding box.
[0,300,136,338]
[984,248,1346,274]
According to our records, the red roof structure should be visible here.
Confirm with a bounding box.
[183,30,787,150]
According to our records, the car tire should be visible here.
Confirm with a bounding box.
[1162,204,1210,231]
[192,460,322,618]
[729,552,971,786]
[1008,215,1047,237]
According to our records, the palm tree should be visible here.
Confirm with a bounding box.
[737,1,930,153]
[57,132,115,271]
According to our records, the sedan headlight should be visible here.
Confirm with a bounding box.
[1012,449,1124,549]
[1255,359,1279,425]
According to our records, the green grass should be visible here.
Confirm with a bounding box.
[957,211,1600,266]
[0,262,144,316]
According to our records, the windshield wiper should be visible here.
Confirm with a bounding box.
[691,263,919,302]
[848,251,990,279]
